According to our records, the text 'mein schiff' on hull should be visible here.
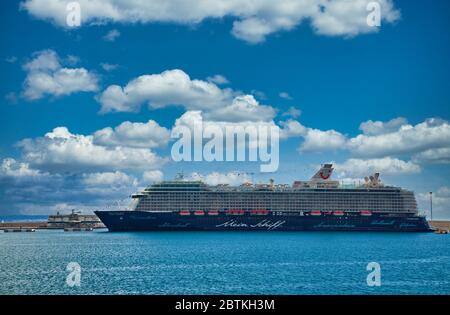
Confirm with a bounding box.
[95,164,432,232]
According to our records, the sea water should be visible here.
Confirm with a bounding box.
[1,229,449,294]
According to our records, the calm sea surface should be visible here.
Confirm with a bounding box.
[1,229,449,294]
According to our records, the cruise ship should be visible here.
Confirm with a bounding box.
[95,164,432,232]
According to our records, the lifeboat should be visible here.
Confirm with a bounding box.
[226,209,245,215]
[333,211,344,216]
[311,211,322,216]
[250,209,269,215]
[208,210,219,215]
[179,210,190,216]
[361,211,372,216]
[194,210,205,215]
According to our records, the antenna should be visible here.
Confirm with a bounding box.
[429,192,433,221]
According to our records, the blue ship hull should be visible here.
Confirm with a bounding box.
[95,211,433,232]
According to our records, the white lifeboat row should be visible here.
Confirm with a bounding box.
[178,210,372,216]
[310,211,372,216]
[179,209,269,216]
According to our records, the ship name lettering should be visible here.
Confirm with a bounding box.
[250,220,286,230]
[216,220,248,228]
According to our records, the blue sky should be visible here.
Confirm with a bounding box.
[1,0,449,218]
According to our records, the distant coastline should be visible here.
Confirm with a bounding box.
[0,215,49,223]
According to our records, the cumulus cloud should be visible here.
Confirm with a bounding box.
[173,110,279,153]
[97,69,234,113]
[204,95,276,122]
[282,106,301,118]
[0,119,172,214]
[93,120,170,149]
[348,118,450,158]
[174,110,277,133]
[97,69,276,122]
[0,158,45,178]
[413,148,450,164]
[82,171,137,187]
[280,119,346,151]
[17,126,165,173]
[282,117,450,163]
[21,0,400,43]
[142,170,164,183]
[22,49,99,100]
[0,157,143,215]
[359,117,407,135]
[333,157,421,177]
[300,128,347,152]
[279,119,307,138]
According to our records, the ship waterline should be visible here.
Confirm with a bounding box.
[95,164,432,232]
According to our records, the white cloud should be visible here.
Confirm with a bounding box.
[204,95,276,122]
[18,126,165,173]
[0,158,45,178]
[0,119,172,214]
[82,171,137,187]
[174,110,277,132]
[282,117,450,163]
[413,148,450,164]
[333,157,421,178]
[206,74,229,85]
[22,49,99,100]
[97,69,276,122]
[359,117,408,135]
[279,119,307,138]
[348,118,450,158]
[282,106,301,118]
[173,110,278,152]
[97,69,234,113]
[103,29,120,42]
[65,54,80,65]
[23,49,60,72]
[0,164,139,215]
[100,62,119,71]
[279,92,293,100]
[300,128,347,152]
[279,119,346,151]
[21,0,400,43]
[311,0,400,37]
[142,170,164,183]
[93,120,170,148]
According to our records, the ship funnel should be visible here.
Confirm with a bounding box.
[311,164,334,181]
